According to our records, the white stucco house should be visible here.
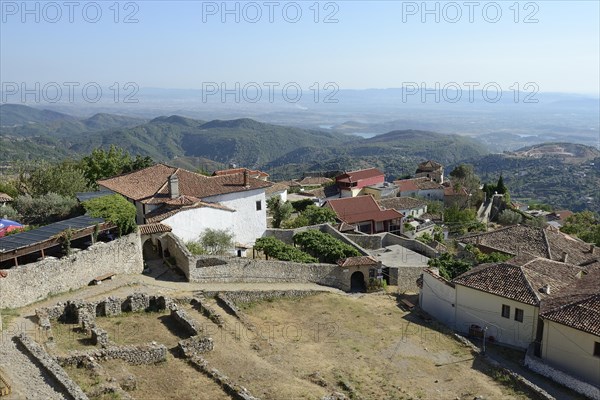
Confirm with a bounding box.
[419,255,584,349]
[377,197,428,218]
[98,163,272,251]
[535,269,600,387]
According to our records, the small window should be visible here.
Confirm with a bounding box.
[515,308,524,322]
[594,342,600,358]
[256,200,262,211]
[501,304,510,318]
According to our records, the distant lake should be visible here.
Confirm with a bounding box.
[348,132,379,139]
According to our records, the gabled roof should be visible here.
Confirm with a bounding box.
[138,223,172,235]
[265,182,289,196]
[98,164,271,204]
[395,177,444,191]
[460,225,599,266]
[325,195,403,224]
[336,168,384,183]
[337,255,379,267]
[0,193,14,202]
[416,160,443,172]
[212,167,269,179]
[145,202,235,224]
[444,185,469,196]
[377,197,427,211]
[297,176,333,186]
[453,255,584,306]
[540,269,600,335]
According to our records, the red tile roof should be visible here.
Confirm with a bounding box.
[540,269,600,335]
[138,223,172,235]
[453,255,584,305]
[212,167,269,179]
[145,202,235,223]
[336,168,384,183]
[98,164,271,204]
[297,176,333,186]
[444,185,469,196]
[416,160,443,172]
[461,225,600,266]
[337,256,379,267]
[325,195,403,224]
[395,177,443,192]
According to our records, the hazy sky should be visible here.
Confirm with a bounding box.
[1,1,599,95]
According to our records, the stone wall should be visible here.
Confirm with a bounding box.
[16,333,89,400]
[165,232,193,280]
[0,233,143,309]
[524,346,600,400]
[57,343,168,367]
[343,233,383,250]
[396,267,425,293]
[381,233,439,259]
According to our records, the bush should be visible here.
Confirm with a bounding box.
[13,193,79,225]
[185,240,206,255]
[293,230,360,263]
[290,198,315,212]
[254,236,317,263]
[199,228,233,255]
[284,205,337,228]
[0,205,21,221]
[497,209,523,225]
[83,194,137,236]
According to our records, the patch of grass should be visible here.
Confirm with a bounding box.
[0,308,20,331]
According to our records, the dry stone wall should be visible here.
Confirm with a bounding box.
[0,233,143,309]
[57,343,168,367]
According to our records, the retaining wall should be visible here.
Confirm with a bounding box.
[0,233,143,309]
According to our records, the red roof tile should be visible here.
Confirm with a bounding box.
[138,223,172,235]
[212,167,269,179]
[337,256,379,267]
[0,193,13,202]
[336,168,384,183]
[325,195,403,224]
[98,163,271,204]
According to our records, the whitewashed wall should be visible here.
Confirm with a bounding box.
[162,207,235,243]
[455,285,538,348]
[419,271,456,328]
[204,188,267,246]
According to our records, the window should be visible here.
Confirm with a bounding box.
[256,200,262,211]
[515,308,524,322]
[594,342,600,358]
[501,304,510,318]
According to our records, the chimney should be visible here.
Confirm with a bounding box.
[243,169,250,188]
[562,251,568,263]
[169,174,179,199]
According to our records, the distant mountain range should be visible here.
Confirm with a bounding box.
[0,105,488,178]
[2,104,598,213]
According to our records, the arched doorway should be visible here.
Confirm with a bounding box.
[350,271,366,293]
[142,239,160,261]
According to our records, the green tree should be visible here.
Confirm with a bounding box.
[561,211,600,246]
[19,161,89,197]
[0,205,20,221]
[496,174,508,195]
[83,194,137,236]
[449,164,480,195]
[283,205,337,228]
[13,193,79,225]
[199,228,233,255]
[267,197,293,228]
[497,209,522,225]
[80,145,153,188]
[444,205,485,235]
[293,230,359,263]
[428,253,473,280]
[254,236,317,263]
[0,180,19,198]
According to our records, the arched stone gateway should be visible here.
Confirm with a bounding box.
[142,239,161,261]
[350,271,366,293]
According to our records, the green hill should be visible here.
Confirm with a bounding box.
[0,104,77,126]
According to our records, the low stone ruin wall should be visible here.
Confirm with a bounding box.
[16,333,89,400]
[57,343,168,367]
[0,233,143,309]
[211,290,320,305]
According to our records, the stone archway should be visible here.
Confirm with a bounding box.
[142,239,160,261]
[350,271,366,293]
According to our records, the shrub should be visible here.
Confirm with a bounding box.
[13,193,79,225]
[254,236,317,263]
[199,228,233,255]
[83,194,137,236]
[293,230,360,263]
[497,209,523,225]
[185,240,206,255]
[290,198,315,212]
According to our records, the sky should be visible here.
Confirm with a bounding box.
[1,1,599,95]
